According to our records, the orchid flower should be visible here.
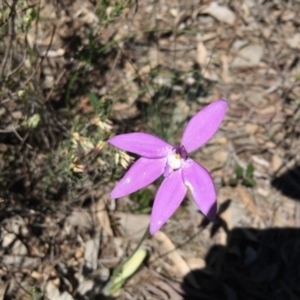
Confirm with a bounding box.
[108,100,228,234]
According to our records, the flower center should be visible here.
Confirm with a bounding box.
[166,145,188,170]
[174,145,188,160]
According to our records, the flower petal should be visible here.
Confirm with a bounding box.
[108,133,171,158]
[181,99,228,153]
[110,157,165,198]
[182,159,217,221]
[150,171,187,234]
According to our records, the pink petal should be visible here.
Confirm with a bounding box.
[182,159,217,221]
[181,99,227,153]
[110,157,165,198]
[108,133,171,158]
[150,171,187,234]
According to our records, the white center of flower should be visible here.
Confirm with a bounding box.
[167,153,183,170]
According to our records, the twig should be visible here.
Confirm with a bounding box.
[45,69,66,103]
[6,47,27,78]
[0,0,18,80]
[0,125,33,149]
[107,0,139,92]
[21,25,57,89]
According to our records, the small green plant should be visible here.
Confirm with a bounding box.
[22,113,41,128]
[97,0,131,25]
[27,286,43,300]
[45,93,132,185]
[229,164,256,187]
[129,189,153,214]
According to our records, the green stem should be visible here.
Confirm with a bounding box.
[103,225,150,295]
[114,224,149,275]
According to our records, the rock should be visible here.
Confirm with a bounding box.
[271,154,282,173]
[232,44,264,68]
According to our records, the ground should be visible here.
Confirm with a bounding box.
[0,0,300,299]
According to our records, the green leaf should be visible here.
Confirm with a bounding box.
[235,165,244,179]
[26,114,41,128]
[246,163,255,178]
[28,286,43,300]
[242,178,256,187]
[103,248,147,296]
[88,93,99,108]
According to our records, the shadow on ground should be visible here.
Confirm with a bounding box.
[272,165,300,201]
[181,226,300,300]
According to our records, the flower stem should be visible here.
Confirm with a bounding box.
[127,224,150,259]
[103,225,150,295]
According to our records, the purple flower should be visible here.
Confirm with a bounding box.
[108,100,228,234]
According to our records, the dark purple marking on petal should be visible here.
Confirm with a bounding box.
[173,145,188,160]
